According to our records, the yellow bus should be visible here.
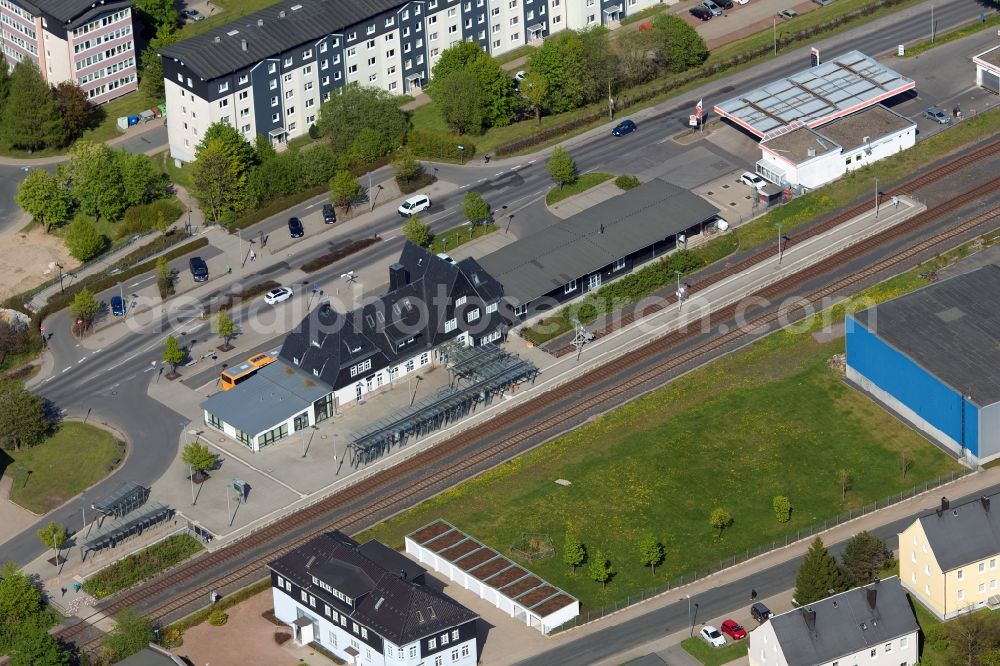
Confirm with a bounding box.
[219,348,281,391]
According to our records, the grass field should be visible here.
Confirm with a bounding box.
[358,268,960,610]
[681,636,749,666]
[910,596,947,665]
[6,422,123,514]
[545,172,614,205]
[430,223,498,254]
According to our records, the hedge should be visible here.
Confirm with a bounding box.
[82,534,203,599]
[227,185,327,232]
[406,130,477,161]
[202,280,281,316]
[397,171,438,195]
[300,237,381,273]
[114,199,186,240]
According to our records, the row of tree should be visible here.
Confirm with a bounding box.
[0,60,97,152]
[793,533,894,606]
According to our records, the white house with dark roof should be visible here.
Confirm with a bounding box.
[749,577,918,666]
[269,530,479,666]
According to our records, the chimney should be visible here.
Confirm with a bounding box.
[400,568,407,580]
[807,147,816,157]
[866,587,877,610]
[388,263,408,291]
[803,608,817,632]
[241,38,247,51]
[937,496,950,516]
[213,36,221,43]
[983,496,992,512]
[279,9,286,17]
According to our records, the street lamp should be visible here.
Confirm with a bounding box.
[187,429,200,505]
[80,491,87,532]
[56,263,64,294]
[874,177,880,219]
[675,270,683,310]
[776,223,784,265]
[119,282,125,317]
[371,184,384,212]
[458,145,465,165]
[687,595,693,637]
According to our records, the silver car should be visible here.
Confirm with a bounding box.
[703,0,724,15]
[924,107,951,124]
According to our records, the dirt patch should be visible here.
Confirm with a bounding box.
[0,227,78,302]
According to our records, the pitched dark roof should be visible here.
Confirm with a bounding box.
[17,0,131,27]
[768,577,917,665]
[851,264,1000,405]
[160,0,403,80]
[280,242,504,389]
[478,179,718,304]
[269,531,477,646]
[917,491,1000,571]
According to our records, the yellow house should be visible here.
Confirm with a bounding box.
[899,495,1000,619]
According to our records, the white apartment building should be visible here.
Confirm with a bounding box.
[160,0,663,162]
[0,0,136,103]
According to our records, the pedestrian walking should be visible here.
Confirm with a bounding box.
[892,196,899,209]
[61,587,67,597]
[250,251,256,262]
[751,589,757,601]
[72,582,81,593]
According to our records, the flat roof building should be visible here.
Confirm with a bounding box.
[974,44,1000,94]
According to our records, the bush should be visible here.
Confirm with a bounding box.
[201,280,281,316]
[82,535,203,599]
[228,185,327,232]
[615,175,640,191]
[301,238,381,273]
[406,130,477,161]
[773,495,792,523]
[397,170,438,195]
[112,230,190,271]
[207,608,228,626]
[114,199,185,240]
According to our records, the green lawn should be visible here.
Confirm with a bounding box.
[680,636,749,666]
[358,270,960,610]
[430,223,498,254]
[5,422,124,514]
[78,88,162,145]
[153,150,195,191]
[545,172,614,205]
[902,13,1000,57]
[909,596,947,665]
[177,0,286,39]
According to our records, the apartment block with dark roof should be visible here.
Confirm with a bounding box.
[0,0,136,103]
[269,531,480,666]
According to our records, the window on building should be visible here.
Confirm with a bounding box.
[218,81,229,93]
[219,99,229,108]
[435,656,443,666]
[509,16,518,24]
[271,96,279,106]
[455,296,467,307]
[958,589,966,601]
[268,62,277,73]
[320,42,327,53]
[410,646,418,658]
[870,649,876,658]
[348,64,358,74]
[613,258,626,271]
[368,57,376,66]
[958,570,965,580]
[303,48,312,58]
[350,358,372,377]
[348,31,357,40]
[564,280,578,294]
[452,649,459,661]
[486,302,498,313]
[441,633,450,646]
[239,90,248,100]
[367,24,376,34]
[285,89,294,99]
[461,645,470,658]
[272,112,280,122]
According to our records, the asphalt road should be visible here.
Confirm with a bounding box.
[0,0,985,566]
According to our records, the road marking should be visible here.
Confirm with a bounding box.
[656,136,671,144]
[494,171,506,176]
[62,368,70,373]
[129,276,155,287]
[528,159,536,164]
[459,184,470,189]
[44,377,53,383]
[94,348,101,354]
[77,358,86,364]
[304,201,321,209]
[477,178,487,183]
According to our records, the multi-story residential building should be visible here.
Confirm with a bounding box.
[269,530,480,666]
[160,0,662,162]
[0,0,136,103]
[749,577,918,666]
[900,493,1000,619]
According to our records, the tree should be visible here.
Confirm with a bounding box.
[64,216,107,261]
[52,82,92,141]
[214,309,235,347]
[393,151,423,186]
[348,127,390,166]
[66,141,128,221]
[428,40,517,128]
[156,256,173,297]
[710,507,733,539]
[578,26,615,104]
[197,121,257,169]
[36,521,66,563]
[436,71,486,135]
[0,561,43,626]
[181,441,217,473]
[101,608,153,664]
[520,71,549,125]
[547,147,577,189]
[638,534,664,576]
[70,287,101,327]
[316,83,409,158]
[402,214,431,249]
[942,610,1000,666]
[772,495,792,523]
[589,550,613,589]
[8,616,69,666]
[132,0,177,31]
[528,31,588,113]
[0,381,48,451]
[794,537,847,606]
[649,14,708,73]
[140,25,179,99]
[162,335,184,372]
[461,191,491,226]
[191,138,252,223]
[119,151,167,208]
[15,169,72,232]
[616,28,657,86]
[329,170,364,211]
[840,531,893,587]
[563,533,586,574]
[899,452,913,480]
[0,319,32,367]
[837,468,853,501]
[0,61,67,151]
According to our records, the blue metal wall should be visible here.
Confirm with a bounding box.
[846,316,979,456]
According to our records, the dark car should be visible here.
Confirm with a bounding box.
[322,203,337,224]
[751,602,773,624]
[612,119,637,136]
[716,0,734,8]
[110,295,125,317]
[288,217,305,238]
[690,6,713,20]
[189,256,208,282]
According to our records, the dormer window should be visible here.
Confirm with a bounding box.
[350,358,372,377]
[455,296,467,306]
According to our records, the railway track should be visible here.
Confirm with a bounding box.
[548,137,1000,356]
[60,152,1000,655]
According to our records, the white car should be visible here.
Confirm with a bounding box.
[735,0,750,5]
[398,194,432,217]
[264,287,293,305]
[740,171,766,190]
[700,625,727,648]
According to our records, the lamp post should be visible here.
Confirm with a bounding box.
[187,429,200,504]
[776,223,784,264]
[80,491,87,532]
[874,177,880,219]
[687,595,693,637]
[458,145,465,165]
[371,184,384,212]
[119,281,125,317]
[773,18,777,56]
[675,270,683,310]
[56,263,64,293]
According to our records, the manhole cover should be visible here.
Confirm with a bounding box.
[321,435,328,440]
[721,184,730,189]
[706,190,714,195]
[728,202,738,207]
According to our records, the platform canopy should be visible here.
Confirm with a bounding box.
[91,481,149,519]
[81,502,173,556]
[713,51,915,139]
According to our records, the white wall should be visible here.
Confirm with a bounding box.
[749,621,917,666]
[842,127,915,174]
[165,78,211,163]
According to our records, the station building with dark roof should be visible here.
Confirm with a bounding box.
[269,530,479,665]
[846,264,1000,465]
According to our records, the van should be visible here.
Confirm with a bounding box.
[189,256,209,282]
[751,602,773,624]
[703,0,724,15]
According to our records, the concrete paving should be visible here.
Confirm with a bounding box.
[548,179,628,220]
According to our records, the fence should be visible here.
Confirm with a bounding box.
[549,468,972,634]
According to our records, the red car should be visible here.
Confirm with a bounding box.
[721,619,747,640]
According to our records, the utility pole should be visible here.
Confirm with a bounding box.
[56,263,64,293]
[931,4,935,42]
[675,270,683,310]
[776,223,784,264]
[874,177,880,219]
[608,79,614,121]
[773,18,777,56]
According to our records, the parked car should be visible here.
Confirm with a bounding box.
[264,287,293,305]
[703,0,723,15]
[690,5,713,19]
[813,0,834,5]
[612,119,637,136]
[181,8,205,21]
[322,203,337,224]
[398,194,432,217]
[740,171,766,190]
[436,253,457,264]
[751,602,773,624]
[735,0,750,5]
[716,0,734,9]
[700,625,727,648]
[777,8,798,18]
[189,256,208,282]
[288,216,305,238]
[721,619,747,640]
[110,295,125,317]
[924,106,951,124]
